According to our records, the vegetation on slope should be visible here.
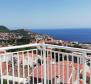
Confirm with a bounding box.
[0,25,10,32]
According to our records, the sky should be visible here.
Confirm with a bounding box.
[0,0,91,29]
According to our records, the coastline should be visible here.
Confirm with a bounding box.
[31,28,91,44]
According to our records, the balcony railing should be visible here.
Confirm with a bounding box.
[0,43,91,84]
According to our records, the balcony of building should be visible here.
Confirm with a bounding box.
[0,43,91,84]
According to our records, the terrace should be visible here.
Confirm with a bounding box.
[0,43,91,84]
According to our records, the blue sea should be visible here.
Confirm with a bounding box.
[31,28,91,43]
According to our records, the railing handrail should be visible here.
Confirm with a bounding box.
[0,43,40,50]
[44,44,91,53]
[0,43,91,53]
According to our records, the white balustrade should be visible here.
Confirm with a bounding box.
[0,43,91,84]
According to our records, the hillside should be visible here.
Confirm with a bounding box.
[0,26,32,34]
[0,26,10,32]
[11,29,37,36]
[11,29,28,35]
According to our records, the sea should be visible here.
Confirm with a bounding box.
[31,28,91,43]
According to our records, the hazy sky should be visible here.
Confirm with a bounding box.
[0,0,91,29]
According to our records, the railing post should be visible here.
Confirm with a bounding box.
[42,44,46,84]
[90,59,91,84]
[0,61,3,84]
[83,52,86,84]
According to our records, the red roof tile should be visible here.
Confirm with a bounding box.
[30,61,83,83]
